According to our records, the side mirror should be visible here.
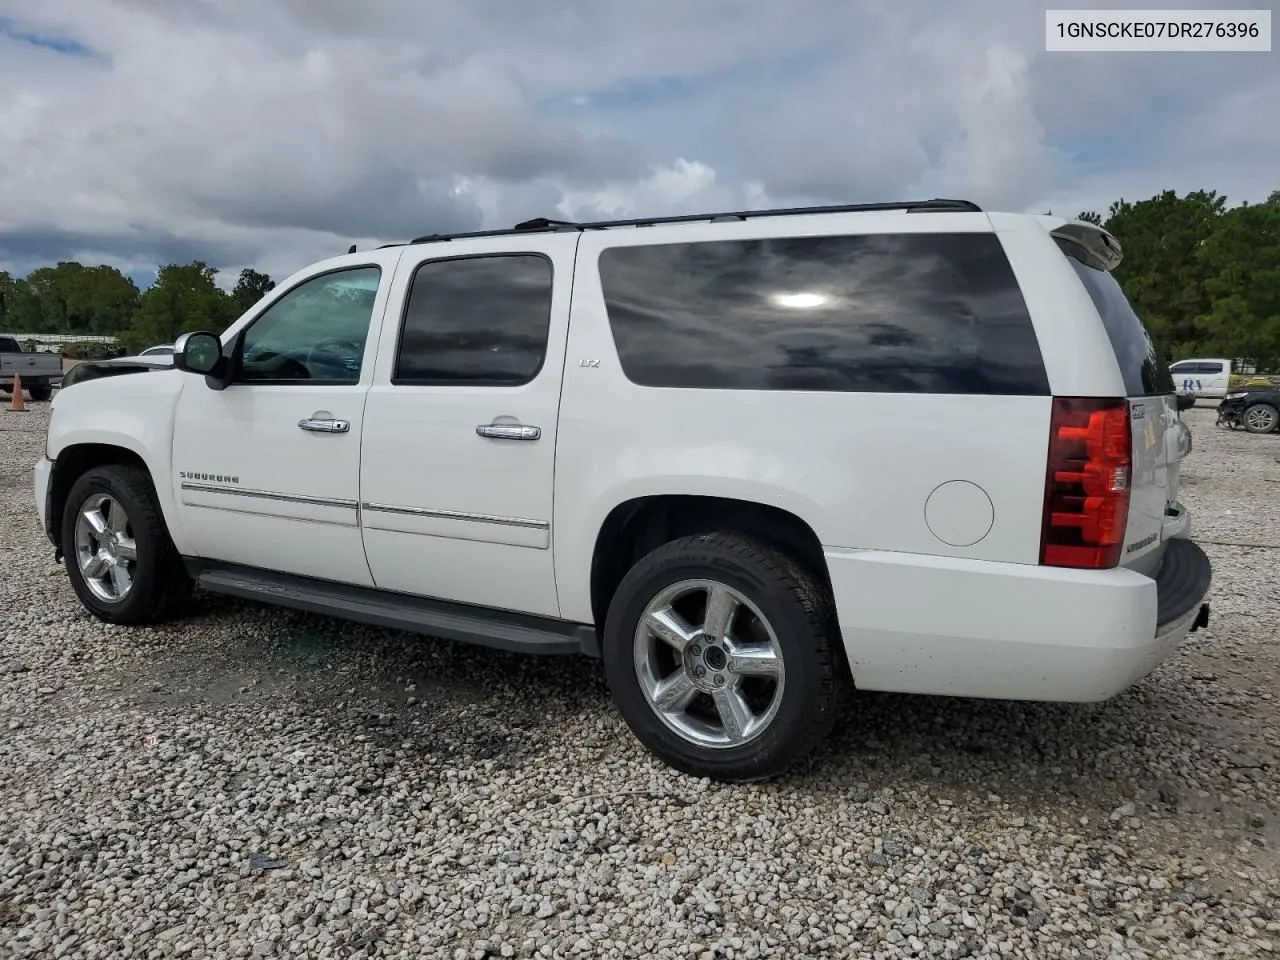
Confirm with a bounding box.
[173,332,224,375]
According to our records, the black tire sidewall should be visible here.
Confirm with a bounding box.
[603,536,838,780]
[61,467,166,622]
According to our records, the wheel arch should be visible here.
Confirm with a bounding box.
[50,443,157,552]
[587,494,833,629]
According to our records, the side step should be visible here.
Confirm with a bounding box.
[190,561,600,657]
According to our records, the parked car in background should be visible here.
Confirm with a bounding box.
[112,343,175,366]
[1217,385,1280,434]
[1170,358,1233,400]
[0,334,62,401]
[34,200,1212,781]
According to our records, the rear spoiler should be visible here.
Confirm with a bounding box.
[1051,221,1123,272]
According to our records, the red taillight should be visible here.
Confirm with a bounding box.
[1040,397,1132,569]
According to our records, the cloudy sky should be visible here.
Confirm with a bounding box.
[0,0,1275,288]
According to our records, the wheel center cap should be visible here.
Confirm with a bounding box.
[704,645,727,670]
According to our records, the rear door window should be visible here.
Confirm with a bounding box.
[1060,247,1173,397]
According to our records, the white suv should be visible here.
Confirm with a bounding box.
[33,199,1212,781]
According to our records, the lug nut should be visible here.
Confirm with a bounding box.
[690,645,701,657]
[694,665,707,678]
[713,674,725,686]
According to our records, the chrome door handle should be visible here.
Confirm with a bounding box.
[298,418,350,433]
[476,423,541,441]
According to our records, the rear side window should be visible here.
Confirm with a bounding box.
[1060,248,1174,397]
[394,254,552,386]
[597,232,1049,395]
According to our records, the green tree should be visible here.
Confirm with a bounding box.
[1194,199,1280,369]
[1102,190,1226,352]
[0,271,47,331]
[72,265,140,335]
[23,265,74,333]
[231,268,276,315]
[125,261,237,351]
[6,262,138,336]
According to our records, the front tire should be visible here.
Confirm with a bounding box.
[1243,402,1279,434]
[60,464,193,624]
[602,532,844,781]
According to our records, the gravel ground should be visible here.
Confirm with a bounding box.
[1,401,1278,960]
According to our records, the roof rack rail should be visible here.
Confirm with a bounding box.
[513,217,580,231]
[404,198,980,247]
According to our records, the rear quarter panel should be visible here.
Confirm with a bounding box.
[553,212,1056,623]
[992,215,1178,575]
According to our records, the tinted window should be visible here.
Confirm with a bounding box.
[597,232,1048,395]
[1197,361,1224,374]
[0,337,21,353]
[394,255,551,385]
[237,267,381,384]
[1060,250,1173,396]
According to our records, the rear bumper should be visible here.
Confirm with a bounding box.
[825,540,1211,703]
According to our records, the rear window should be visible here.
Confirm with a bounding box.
[597,232,1050,395]
[1061,247,1173,396]
[0,337,21,353]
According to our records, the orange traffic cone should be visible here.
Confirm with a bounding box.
[8,374,26,412]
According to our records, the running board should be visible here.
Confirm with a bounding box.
[189,561,600,657]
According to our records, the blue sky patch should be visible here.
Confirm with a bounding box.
[0,18,96,58]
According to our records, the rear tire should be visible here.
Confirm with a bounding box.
[1243,402,1279,434]
[60,464,193,624]
[27,382,52,401]
[602,532,844,782]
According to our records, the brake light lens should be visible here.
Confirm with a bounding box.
[1040,397,1132,569]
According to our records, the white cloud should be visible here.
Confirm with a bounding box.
[0,0,1274,283]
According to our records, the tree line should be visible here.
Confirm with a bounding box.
[0,262,275,355]
[2,186,1277,368]
[1077,188,1279,370]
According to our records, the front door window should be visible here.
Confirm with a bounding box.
[237,267,382,383]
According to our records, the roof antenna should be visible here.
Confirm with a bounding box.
[348,243,357,254]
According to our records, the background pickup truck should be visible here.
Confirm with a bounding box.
[0,335,63,401]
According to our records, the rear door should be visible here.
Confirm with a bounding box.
[1061,253,1183,577]
[358,235,579,619]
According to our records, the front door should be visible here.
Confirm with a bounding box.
[171,255,401,585]
[359,236,579,618]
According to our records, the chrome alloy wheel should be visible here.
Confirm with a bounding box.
[1245,404,1278,432]
[74,493,138,603]
[633,579,785,748]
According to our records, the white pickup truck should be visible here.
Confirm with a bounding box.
[0,335,62,401]
[33,200,1211,781]
[1169,357,1234,400]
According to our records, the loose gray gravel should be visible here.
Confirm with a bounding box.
[1,401,1278,960]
